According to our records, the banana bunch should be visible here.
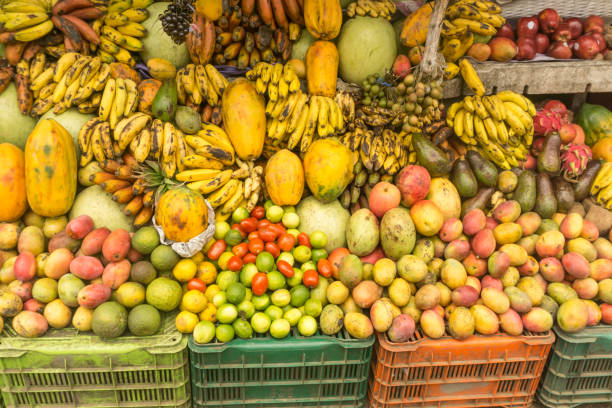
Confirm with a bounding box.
[29,51,111,116]
[591,162,612,209]
[357,105,407,129]
[176,63,228,107]
[346,0,397,20]
[446,90,536,170]
[98,75,139,128]
[0,0,54,43]
[246,62,301,101]
[93,0,151,66]
[88,156,155,227]
[286,95,344,153]
[334,91,356,125]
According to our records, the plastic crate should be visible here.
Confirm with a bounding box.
[537,325,612,408]
[0,312,190,408]
[189,328,374,407]
[368,329,555,408]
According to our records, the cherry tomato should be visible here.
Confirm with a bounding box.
[231,224,246,238]
[277,233,296,252]
[277,260,295,278]
[297,232,311,248]
[251,206,265,220]
[259,227,278,242]
[206,240,227,261]
[248,231,260,241]
[251,272,268,296]
[187,278,207,292]
[243,253,257,264]
[317,259,333,278]
[268,223,285,236]
[257,219,271,229]
[265,242,280,258]
[239,217,258,233]
[248,238,264,255]
[227,255,243,272]
[232,242,249,258]
[302,269,319,288]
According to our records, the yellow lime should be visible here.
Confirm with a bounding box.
[173,259,197,282]
[199,302,217,322]
[175,310,199,333]
[181,289,208,313]
[115,282,146,308]
[218,252,233,270]
[197,261,217,284]
[205,284,221,302]
[191,252,204,264]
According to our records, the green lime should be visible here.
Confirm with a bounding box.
[226,282,246,305]
[193,320,216,344]
[237,300,255,319]
[284,307,302,326]
[232,207,250,224]
[283,205,296,213]
[282,304,293,314]
[256,252,275,272]
[277,252,294,266]
[217,303,238,324]
[128,304,161,336]
[131,227,160,254]
[252,294,270,310]
[251,312,271,333]
[300,261,316,272]
[298,315,318,336]
[311,248,328,264]
[286,228,299,238]
[224,229,243,246]
[267,270,286,291]
[271,289,291,307]
[309,231,328,249]
[293,245,311,263]
[290,285,310,307]
[270,318,291,339]
[281,212,300,229]
[215,324,235,342]
[266,205,284,223]
[216,270,238,290]
[232,318,253,339]
[304,298,322,317]
[212,291,227,307]
[265,305,284,321]
[264,200,274,210]
[240,263,258,287]
[215,221,230,240]
[286,268,303,287]
[150,245,180,271]
[145,277,182,312]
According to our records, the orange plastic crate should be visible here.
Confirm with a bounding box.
[368,329,555,408]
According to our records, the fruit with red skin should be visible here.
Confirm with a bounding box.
[565,17,584,39]
[251,272,268,295]
[227,256,243,271]
[570,124,585,144]
[522,155,537,170]
[538,8,561,34]
[277,260,294,277]
[531,137,546,155]
[360,247,385,264]
[207,240,226,260]
[552,23,572,42]
[187,278,206,292]
[535,33,550,53]
[573,34,599,59]
[584,15,604,34]
[559,124,577,144]
[496,22,515,40]
[369,181,401,218]
[396,165,430,207]
[517,17,539,39]
[251,206,265,219]
[317,259,333,278]
[543,100,568,116]
[392,54,411,78]
[547,41,573,59]
[302,269,319,288]
[489,37,518,61]
[516,37,536,60]
[589,32,606,51]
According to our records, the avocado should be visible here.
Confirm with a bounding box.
[534,173,557,219]
[574,160,602,201]
[461,187,494,217]
[537,134,561,176]
[466,150,498,187]
[554,177,575,213]
[412,133,452,177]
[514,170,536,213]
[450,159,478,198]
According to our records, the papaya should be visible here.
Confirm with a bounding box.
[306,41,338,98]
[155,187,208,242]
[137,79,161,114]
[400,2,434,48]
[592,137,612,161]
[221,78,265,161]
[0,143,27,222]
[303,0,342,40]
[25,119,77,217]
[412,133,451,177]
[265,149,304,206]
[576,103,612,146]
[304,138,353,203]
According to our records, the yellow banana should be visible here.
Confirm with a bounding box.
[453,109,465,137]
[162,122,177,163]
[181,155,225,170]
[150,119,164,160]
[463,96,475,113]
[207,179,240,208]
[459,58,485,96]
[473,115,488,143]
[98,78,116,121]
[497,90,527,111]
[472,95,488,119]
[503,102,527,136]
[483,117,499,142]
[116,22,147,37]
[187,169,232,194]
[132,127,152,162]
[482,96,502,121]
[53,52,79,82]
[123,79,138,116]
[463,110,474,138]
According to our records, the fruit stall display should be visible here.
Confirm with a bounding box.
[0,0,611,407]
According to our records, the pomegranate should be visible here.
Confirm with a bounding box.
[565,17,584,39]
[547,41,573,59]
[496,22,515,40]
[538,8,561,34]
[552,23,572,42]
[516,37,536,60]
[535,33,550,53]
[517,17,539,39]
[584,15,604,34]
[573,34,599,59]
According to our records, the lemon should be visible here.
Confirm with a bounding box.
[197,261,217,284]
[199,303,217,322]
[190,252,204,263]
[175,310,199,333]
[181,289,208,313]
[173,259,197,282]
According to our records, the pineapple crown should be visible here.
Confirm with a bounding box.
[560,143,592,181]
[135,161,182,205]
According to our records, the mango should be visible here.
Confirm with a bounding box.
[387,314,415,342]
[17,226,45,256]
[462,208,486,235]
[572,278,599,300]
[439,218,463,242]
[547,282,578,305]
[481,287,510,314]
[471,229,496,258]
[504,286,532,313]
[413,239,435,262]
[440,259,467,289]
[536,230,565,258]
[102,259,131,289]
[443,240,470,261]
[470,304,499,335]
[372,258,396,286]
[540,295,559,319]
[562,252,590,279]
[481,275,502,291]
[580,220,599,242]
[487,251,510,278]
[493,200,521,223]
[517,212,541,236]
[522,307,553,332]
[66,215,95,240]
[70,256,104,280]
[344,312,373,339]
[396,254,427,283]
[14,252,36,282]
[43,298,72,329]
[0,222,20,250]
[72,306,93,332]
[599,279,612,303]
[410,200,444,236]
[401,297,422,323]
[451,285,479,307]
[518,234,539,255]
[436,282,452,307]
[414,284,440,310]
[593,238,612,260]
[560,213,583,239]
[380,207,416,260]
[320,304,344,335]
[448,306,475,340]
[420,309,445,339]
[23,298,44,313]
[499,244,528,267]
[9,280,32,302]
[351,280,382,308]
[465,276,481,293]
[48,231,81,253]
[517,276,545,306]
[583,300,602,326]
[539,257,564,282]
[463,252,486,277]
[493,222,523,245]
[81,227,111,256]
[566,238,597,262]
[42,216,67,239]
[102,229,131,262]
[370,299,394,332]
[11,310,48,337]
[499,309,523,336]
[590,258,612,281]
[31,278,57,303]
[77,283,111,309]
[557,298,588,333]
[388,278,411,307]
[44,248,73,280]
[58,273,85,308]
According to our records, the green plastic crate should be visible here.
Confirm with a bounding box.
[0,312,190,408]
[189,328,374,407]
[537,325,612,408]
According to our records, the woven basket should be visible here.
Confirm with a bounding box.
[500,0,612,19]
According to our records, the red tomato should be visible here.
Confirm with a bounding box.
[297,232,311,248]
[302,269,319,288]
[206,240,226,261]
[328,247,350,279]
[317,259,333,278]
[265,242,280,258]
[258,227,278,242]
[248,231,260,241]
[239,217,258,233]
[268,223,285,236]
[248,238,264,255]
[277,260,295,278]
[277,233,296,252]
[257,219,271,229]
[243,253,257,264]
[227,255,243,272]
[187,278,207,292]
[251,206,265,220]
[231,224,246,238]
[232,242,249,258]
[251,272,268,296]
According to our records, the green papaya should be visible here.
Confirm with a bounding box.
[553,177,575,213]
[412,133,452,177]
[466,150,498,187]
[152,79,178,122]
[514,170,536,213]
[537,134,561,176]
[450,159,478,198]
[461,187,494,217]
[534,173,557,219]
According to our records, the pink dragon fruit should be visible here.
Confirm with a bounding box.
[534,109,566,136]
[561,143,592,181]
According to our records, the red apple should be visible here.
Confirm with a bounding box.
[559,123,577,144]
[535,33,550,53]
[547,41,573,59]
[565,17,584,39]
[516,37,536,60]
[552,22,572,42]
[538,8,561,34]
[584,15,604,34]
[489,37,518,62]
[589,31,606,51]
[573,34,599,59]
[496,22,515,40]
[396,165,431,207]
[570,123,586,144]
[369,181,401,218]
[517,16,539,39]
[392,54,411,79]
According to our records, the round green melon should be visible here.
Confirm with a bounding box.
[40,108,95,157]
[291,29,316,61]
[0,82,37,149]
[70,185,134,232]
[141,2,191,68]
